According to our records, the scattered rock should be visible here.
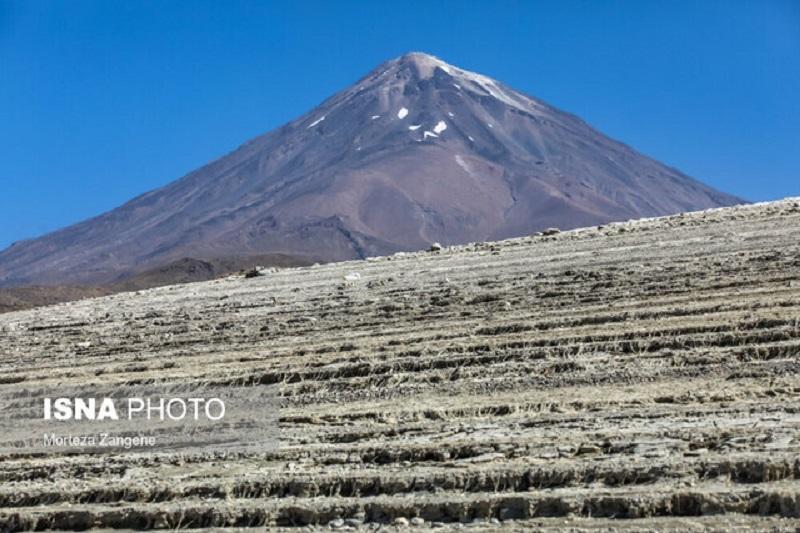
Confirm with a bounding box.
[576,444,602,455]
[243,267,262,279]
[542,227,561,236]
[429,242,443,252]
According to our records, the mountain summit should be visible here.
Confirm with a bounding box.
[0,52,742,286]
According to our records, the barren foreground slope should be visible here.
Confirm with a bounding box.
[0,199,799,531]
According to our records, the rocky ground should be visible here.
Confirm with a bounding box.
[0,199,799,531]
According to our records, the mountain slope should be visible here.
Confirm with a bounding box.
[0,52,742,286]
[1,199,799,529]
[0,254,311,314]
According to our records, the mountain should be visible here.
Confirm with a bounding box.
[0,52,742,287]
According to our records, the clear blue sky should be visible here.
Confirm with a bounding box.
[1,1,798,250]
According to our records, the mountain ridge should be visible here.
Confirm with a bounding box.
[0,52,743,287]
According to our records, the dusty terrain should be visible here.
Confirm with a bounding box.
[0,199,799,531]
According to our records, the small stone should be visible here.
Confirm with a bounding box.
[576,444,602,455]
[243,267,262,279]
[431,523,446,529]
[410,517,425,526]
[328,518,345,529]
[542,227,561,236]
[429,242,443,251]
[394,517,409,526]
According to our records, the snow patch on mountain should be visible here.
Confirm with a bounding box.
[403,52,543,114]
[404,52,452,79]
[307,116,326,128]
[455,155,472,175]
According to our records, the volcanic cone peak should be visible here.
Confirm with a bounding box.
[0,52,742,287]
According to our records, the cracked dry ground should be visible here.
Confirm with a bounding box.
[1,199,800,531]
